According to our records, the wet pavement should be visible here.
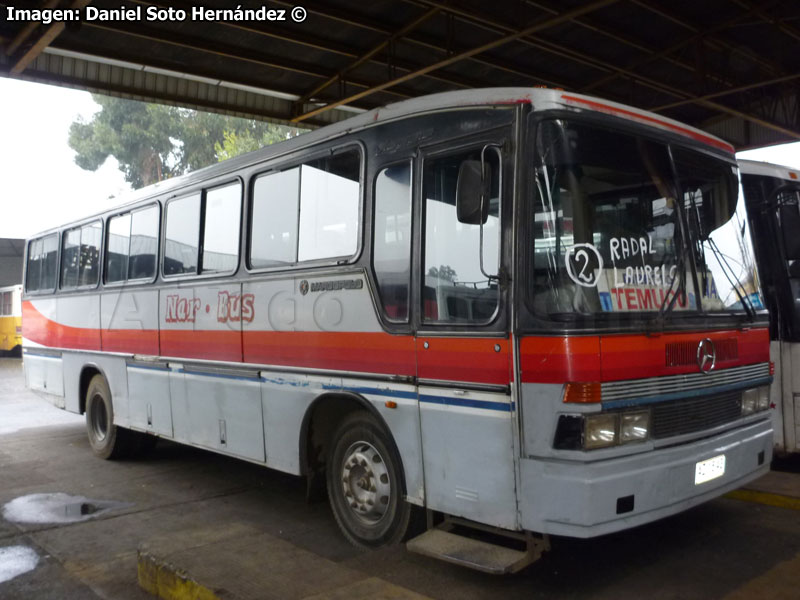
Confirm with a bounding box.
[0,356,799,599]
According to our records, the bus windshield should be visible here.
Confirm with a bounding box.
[530,119,763,323]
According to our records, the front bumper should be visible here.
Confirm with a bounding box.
[519,418,772,537]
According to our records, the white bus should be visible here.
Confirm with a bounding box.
[740,159,800,454]
[23,89,773,573]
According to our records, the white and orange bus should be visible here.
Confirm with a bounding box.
[0,284,22,355]
[740,159,800,454]
[23,89,773,573]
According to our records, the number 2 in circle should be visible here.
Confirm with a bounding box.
[565,244,603,287]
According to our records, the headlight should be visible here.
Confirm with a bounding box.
[756,386,770,411]
[585,414,617,449]
[742,388,757,415]
[620,411,650,444]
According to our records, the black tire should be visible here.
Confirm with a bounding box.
[85,374,137,460]
[326,411,411,548]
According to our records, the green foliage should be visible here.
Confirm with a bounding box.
[213,127,293,162]
[69,94,303,188]
[427,265,458,282]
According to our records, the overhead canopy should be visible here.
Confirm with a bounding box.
[1,0,798,148]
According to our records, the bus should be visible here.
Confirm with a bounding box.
[0,284,22,356]
[740,159,800,454]
[22,88,773,573]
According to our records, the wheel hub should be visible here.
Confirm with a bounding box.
[340,441,391,524]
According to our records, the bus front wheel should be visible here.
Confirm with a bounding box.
[326,412,411,548]
[85,374,136,460]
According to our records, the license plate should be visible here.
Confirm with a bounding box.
[695,454,726,485]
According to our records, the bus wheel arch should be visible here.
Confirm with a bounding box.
[83,371,138,459]
[300,392,385,477]
[301,392,411,547]
[79,365,105,415]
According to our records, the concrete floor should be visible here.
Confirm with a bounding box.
[1,356,799,599]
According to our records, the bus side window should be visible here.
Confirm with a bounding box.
[250,169,301,268]
[164,194,201,276]
[422,148,501,324]
[298,150,361,262]
[61,228,81,289]
[201,182,241,274]
[129,206,158,280]
[26,238,43,292]
[106,213,131,283]
[38,234,58,292]
[373,163,412,322]
[78,222,102,287]
[249,147,361,269]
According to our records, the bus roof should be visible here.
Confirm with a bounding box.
[739,159,800,182]
[29,88,734,238]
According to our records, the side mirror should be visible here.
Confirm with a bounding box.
[456,160,490,225]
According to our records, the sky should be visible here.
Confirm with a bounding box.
[1,77,800,240]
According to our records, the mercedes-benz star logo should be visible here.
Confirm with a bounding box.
[697,338,716,374]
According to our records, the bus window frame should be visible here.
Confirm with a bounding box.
[245,141,365,275]
[371,158,414,325]
[59,220,103,292]
[161,177,244,282]
[24,234,59,296]
[520,109,760,335]
[103,202,162,288]
[416,135,509,334]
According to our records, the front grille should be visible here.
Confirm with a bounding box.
[602,363,769,403]
[665,338,738,367]
[650,391,743,439]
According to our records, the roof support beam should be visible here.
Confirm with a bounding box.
[82,21,416,101]
[267,0,568,89]
[9,0,91,74]
[291,0,620,123]
[579,3,766,93]
[293,7,441,111]
[630,0,789,80]
[651,73,800,113]
[4,0,60,57]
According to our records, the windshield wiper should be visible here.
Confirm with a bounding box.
[705,237,756,320]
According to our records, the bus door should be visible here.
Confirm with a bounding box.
[415,137,517,530]
[769,184,800,452]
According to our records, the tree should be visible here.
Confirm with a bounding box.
[213,126,293,162]
[427,265,458,282]
[69,94,302,189]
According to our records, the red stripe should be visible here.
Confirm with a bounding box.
[243,331,416,377]
[23,301,101,351]
[520,329,770,384]
[561,94,735,154]
[417,336,510,385]
[519,336,602,384]
[161,329,242,362]
[101,329,159,355]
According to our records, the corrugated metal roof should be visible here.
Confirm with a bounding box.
[1,0,798,148]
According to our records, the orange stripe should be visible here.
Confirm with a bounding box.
[561,94,735,153]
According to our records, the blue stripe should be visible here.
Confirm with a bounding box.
[324,384,418,400]
[419,394,514,412]
[178,368,260,382]
[601,376,773,410]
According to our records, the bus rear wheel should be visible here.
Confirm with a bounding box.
[326,412,411,548]
[85,374,137,460]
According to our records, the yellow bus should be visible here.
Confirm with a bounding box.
[0,284,22,356]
